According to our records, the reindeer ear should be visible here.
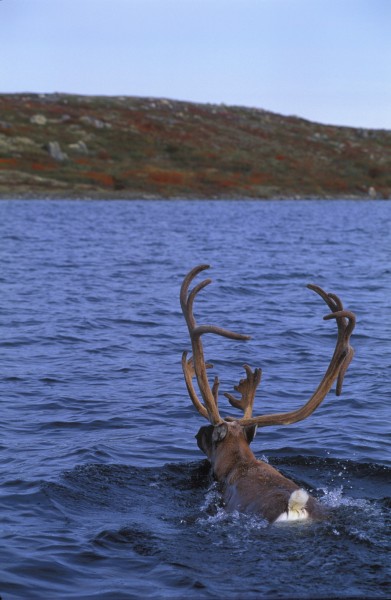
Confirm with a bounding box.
[212,423,228,444]
[195,425,214,456]
[244,424,257,444]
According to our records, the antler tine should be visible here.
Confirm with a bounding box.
[180,264,211,329]
[180,265,251,425]
[181,351,209,420]
[307,283,340,312]
[236,284,355,428]
[224,364,262,419]
[212,376,220,405]
[328,292,343,312]
[324,308,356,395]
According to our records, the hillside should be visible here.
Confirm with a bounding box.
[0,93,390,199]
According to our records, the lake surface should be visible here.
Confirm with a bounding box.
[0,198,390,599]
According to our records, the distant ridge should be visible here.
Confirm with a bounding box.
[0,93,389,199]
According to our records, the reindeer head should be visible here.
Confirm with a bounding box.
[196,422,257,459]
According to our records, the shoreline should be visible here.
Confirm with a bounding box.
[0,190,387,202]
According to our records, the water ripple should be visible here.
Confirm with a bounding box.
[0,199,390,599]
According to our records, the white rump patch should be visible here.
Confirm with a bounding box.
[275,489,309,523]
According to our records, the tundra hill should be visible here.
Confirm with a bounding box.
[0,93,390,199]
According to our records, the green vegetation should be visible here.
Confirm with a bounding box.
[0,93,390,199]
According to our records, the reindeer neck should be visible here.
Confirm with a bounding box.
[213,437,257,480]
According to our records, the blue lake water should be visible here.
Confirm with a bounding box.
[0,198,390,599]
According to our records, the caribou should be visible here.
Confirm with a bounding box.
[180,265,355,524]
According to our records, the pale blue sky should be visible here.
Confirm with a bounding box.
[1,0,390,129]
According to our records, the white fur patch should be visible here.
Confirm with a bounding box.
[275,489,309,523]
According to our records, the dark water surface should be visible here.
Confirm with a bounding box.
[0,199,390,599]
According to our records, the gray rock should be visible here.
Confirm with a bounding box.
[68,140,89,154]
[47,141,68,161]
[30,114,47,125]
[80,115,111,129]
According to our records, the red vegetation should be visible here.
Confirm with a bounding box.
[31,162,56,171]
[0,158,19,168]
[148,169,186,185]
[85,171,115,187]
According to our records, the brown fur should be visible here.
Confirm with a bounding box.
[196,421,325,523]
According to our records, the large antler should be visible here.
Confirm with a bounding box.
[180,264,251,425]
[181,266,356,430]
[228,283,355,427]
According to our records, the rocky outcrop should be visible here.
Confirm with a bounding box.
[46,141,68,161]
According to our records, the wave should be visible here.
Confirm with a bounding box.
[2,459,389,598]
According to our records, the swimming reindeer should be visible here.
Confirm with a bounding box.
[180,265,356,524]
